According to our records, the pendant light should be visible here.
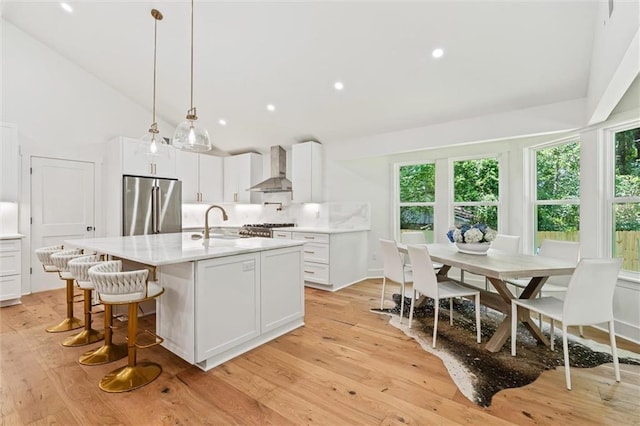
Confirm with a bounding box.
[139,9,167,158]
[172,0,213,152]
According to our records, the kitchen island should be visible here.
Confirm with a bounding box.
[65,233,305,371]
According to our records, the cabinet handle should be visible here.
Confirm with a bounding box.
[233,192,238,202]
[304,236,315,240]
[150,163,153,174]
[304,270,315,274]
[154,164,157,174]
[304,251,315,254]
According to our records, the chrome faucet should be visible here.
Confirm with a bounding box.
[204,205,229,239]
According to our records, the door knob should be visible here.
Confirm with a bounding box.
[86,226,94,231]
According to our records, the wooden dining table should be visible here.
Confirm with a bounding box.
[397,243,576,352]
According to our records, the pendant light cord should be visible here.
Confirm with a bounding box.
[150,9,163,132]
[190,0,194,111]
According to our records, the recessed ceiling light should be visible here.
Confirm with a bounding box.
[334,81,344,91]
[266,104,275,112]
[218,119,227,126]
[432,48,444,59]
[60,2,73,13]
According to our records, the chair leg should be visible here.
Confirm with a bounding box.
[579,325,584,337]
[609,320,621,383]
[408,290,416,328]
[380,277,387,309]
[432,299,439,348]
[475,294,481,343]
[399,282,404,324]
[562,325,571,390]
[99,302,162,392]
[460,270,465,283]
[449,298,453,325]
[79,303,127,365]
[550,319,555,351]
[46,278,83,333]
[62,289,104,347]
[511,301,517,356]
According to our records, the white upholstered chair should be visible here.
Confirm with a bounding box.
[65,255,105,348]
[35,245,64,273]
[89,261,164,392]
[407,245,481,348]
[401,231,443,271]
[511,258,622,390]
[46,249,85,333]
[380,239,413,322]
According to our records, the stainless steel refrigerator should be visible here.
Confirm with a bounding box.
[122,175,182,236]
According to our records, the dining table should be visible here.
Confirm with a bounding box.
[397,243,576,352]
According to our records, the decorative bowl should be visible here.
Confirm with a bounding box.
[455,242,491,255]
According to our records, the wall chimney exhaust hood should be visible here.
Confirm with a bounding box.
[248,145,293,193]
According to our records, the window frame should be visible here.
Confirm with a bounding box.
[448,153,505,232]
[528,136,581,253]
[602,119,640,279]
[393,160,437,242]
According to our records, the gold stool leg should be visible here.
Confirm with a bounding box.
[46,278,83,333]
[79,304,127,365]
[99,302,162,392]
[62,289,104,347]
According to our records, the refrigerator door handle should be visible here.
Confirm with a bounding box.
[154,185,161,233]
[150,185,157,233]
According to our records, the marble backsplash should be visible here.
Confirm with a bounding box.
[182,200,370,230]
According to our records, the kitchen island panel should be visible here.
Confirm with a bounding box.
[261,247,304,333]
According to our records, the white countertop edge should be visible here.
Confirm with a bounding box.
[64,233,305,266]
[0,233,26,240]
[278,227,370,234]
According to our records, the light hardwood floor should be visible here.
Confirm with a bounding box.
[1,279,639,425]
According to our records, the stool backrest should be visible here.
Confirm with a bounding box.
[89,261,149,297]
[50,249,84,271]
[68,255,102,282]
[35,245,64,265]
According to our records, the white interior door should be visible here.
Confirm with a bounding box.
[31,157,95,293]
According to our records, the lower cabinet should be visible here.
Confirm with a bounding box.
[0,238,22,306]
[157,246,303,371]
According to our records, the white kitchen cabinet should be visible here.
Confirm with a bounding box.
[195,253,261,362]
[292,230,368,291]
[1,123,19,202]
[119,136,177,179]
[261,247,304,332]
[176,150,223,203]
[292,141,323,203]
[223,152,263,204]
[0,238,22,306]
[272,230,292,239]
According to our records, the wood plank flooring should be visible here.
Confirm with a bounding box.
[1,279,639,425]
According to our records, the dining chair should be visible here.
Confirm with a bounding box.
[379,239,413,322]
[506,239,580,330]
[511,258,622,390]
[401,232,443,272]
[407,245,481,348]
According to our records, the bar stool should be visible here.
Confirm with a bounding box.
[63,255,105,347]
[89,261,164,392]
[39,248,84,332]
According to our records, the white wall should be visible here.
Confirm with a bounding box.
[1,20,174,294]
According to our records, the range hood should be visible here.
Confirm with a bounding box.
[248,145,293,193]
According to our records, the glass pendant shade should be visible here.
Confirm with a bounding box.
[172,116,211,152]
[139,125,169,158]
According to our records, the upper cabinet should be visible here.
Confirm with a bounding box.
[176,151,223,203]
[120,136,176,179]
[223,153,263,204]
[292,141,323,203]
[1,123,19,202]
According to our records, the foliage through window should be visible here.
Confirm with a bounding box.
[453,157,499,229]
[398,163,435,242]
[612,126,639,272]
[534,141,580,249]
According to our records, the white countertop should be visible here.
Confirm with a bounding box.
[65,233,304,266]
[0,233,25,240]
[278,227,370,234]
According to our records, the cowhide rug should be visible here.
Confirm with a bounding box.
[372,294,640,407]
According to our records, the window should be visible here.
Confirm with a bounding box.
[611,125,640,273]
[397,163,436,242]
[452,157,499,229]
[533,141,580,250]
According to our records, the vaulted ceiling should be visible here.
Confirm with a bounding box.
[2,1,599,153]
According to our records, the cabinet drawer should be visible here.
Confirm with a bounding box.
[302,243,329,263]
[0,251,21,276]
[0,275,21,301]
[0,239,20,252]
[272,231,292,239]
[303,262,329,284]
[292,232,329,243]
